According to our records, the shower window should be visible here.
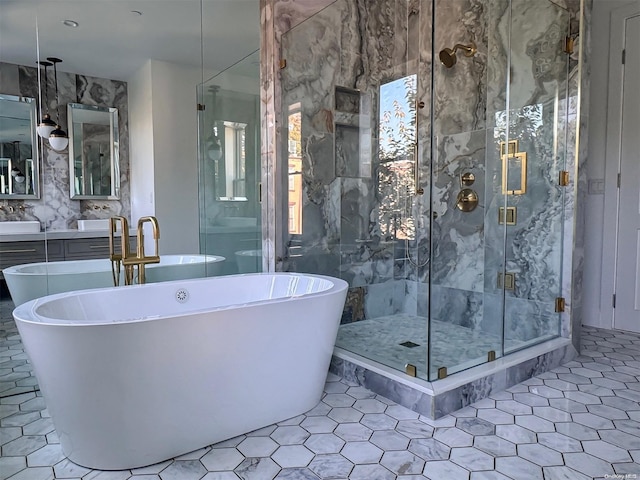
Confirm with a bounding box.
[287,105,303,235]
[378,75,418,241]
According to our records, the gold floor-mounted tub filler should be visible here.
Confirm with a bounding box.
[109,216,160,286]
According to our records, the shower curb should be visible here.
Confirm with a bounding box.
[330,338,578,419]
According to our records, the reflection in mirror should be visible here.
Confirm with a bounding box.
[0,94,39,198]
[214,121,247,201]
[68,103,119,199]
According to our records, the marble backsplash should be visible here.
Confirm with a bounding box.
[0,61,130,230]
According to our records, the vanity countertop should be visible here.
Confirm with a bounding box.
[0,229,138,243]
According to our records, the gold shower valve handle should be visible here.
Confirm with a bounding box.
[456,189,479,212]
[460,172,475,187]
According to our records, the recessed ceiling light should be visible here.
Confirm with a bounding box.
[62,19,79,28]
[131,10,143,16]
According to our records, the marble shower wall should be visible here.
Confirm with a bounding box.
[0,62,129,229]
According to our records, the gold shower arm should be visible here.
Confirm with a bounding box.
[452,42,477,57]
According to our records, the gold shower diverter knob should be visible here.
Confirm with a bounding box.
[455,189,478,212]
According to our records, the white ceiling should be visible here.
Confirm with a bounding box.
[0,0,260,82]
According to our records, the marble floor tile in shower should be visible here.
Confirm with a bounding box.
[335,314,524,379]
[2,308,640,479]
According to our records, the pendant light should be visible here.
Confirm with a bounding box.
[36,60,56,139]
[206,86,223,161]
[11,141,25,189]
[47,57,69,151]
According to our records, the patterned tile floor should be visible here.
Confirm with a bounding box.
[0,297,38,397]
[2,297,640,479]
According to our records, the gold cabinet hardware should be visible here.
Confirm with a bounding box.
[0,248,37,253]
[279,59,287,69]
[456,188,479,212]
[559,171,569,186]
[498,206,517,225]
[497,272,516,290]
[555,297,565,313]
[437,367,448,379]
[488,350,496,362]
[405,364,417,377]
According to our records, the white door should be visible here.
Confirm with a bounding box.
[614,10,640,332]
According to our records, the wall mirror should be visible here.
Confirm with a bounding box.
[211,120,248,201]
[68,103,120,199]
[0,94,40,199]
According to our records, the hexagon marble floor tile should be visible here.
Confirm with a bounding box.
[3,312,640,479]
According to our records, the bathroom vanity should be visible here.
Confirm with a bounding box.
[0,230,136,278]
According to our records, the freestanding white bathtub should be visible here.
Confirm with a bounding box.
[13,273,348,470]
[4,254,225,306]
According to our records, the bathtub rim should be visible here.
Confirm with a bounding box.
[3,253,226,276]
[14,272,349,327]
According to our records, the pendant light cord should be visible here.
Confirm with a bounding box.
[52,61,60,125]
[43,64,49,115]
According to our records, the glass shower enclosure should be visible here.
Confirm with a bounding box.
[278,0,573,381]
[198,51,263,275]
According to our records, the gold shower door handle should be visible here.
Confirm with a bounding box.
[414,143,424,195]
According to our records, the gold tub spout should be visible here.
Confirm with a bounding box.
[121,216,160,285]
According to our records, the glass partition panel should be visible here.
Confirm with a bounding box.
[502,0,569,353]
[428,0,509,380]
[198,50,262,276]
[0,14,42,397]
[281,0,428,378]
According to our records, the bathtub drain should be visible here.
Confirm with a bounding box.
[175,288,189,303]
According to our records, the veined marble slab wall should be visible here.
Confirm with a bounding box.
[0,62,129,229]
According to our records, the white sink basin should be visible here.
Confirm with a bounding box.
[216,217,257,227]
[78,219,110,231]
[0,221,41,234]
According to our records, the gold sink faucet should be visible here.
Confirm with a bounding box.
[109,216,160,286]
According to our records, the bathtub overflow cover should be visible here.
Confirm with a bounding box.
[175,288,189,303]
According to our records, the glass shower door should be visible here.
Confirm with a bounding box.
[280,0,427,377]
[501,0,570,353]
[428,0,570,380]
[198,51,262,276]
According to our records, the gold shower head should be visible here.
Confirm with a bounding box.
[439,42,477,68]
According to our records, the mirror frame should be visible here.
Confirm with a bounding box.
[68,102,120,200]
[0,93,40,199]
